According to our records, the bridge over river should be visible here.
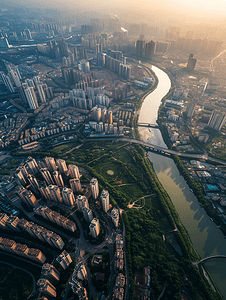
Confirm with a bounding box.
[119,138,226,165]
[198,255,226,263]
[137,123,159,128]
[192,255,226,269]
[86,136,226,165]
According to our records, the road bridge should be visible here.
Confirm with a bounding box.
[137,123,159,128]
[198,255,226,263]
[84,136,226,165]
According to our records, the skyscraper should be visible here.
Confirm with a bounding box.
[18,187,38,207]
[53,171,64,187]
[40,168,54,185]
[15,168,27,186]
[24,29,32,40]
[26,157,39,174]
[0,72,15,93]
[186,102,196,118]
[82,207,93,223]
[207,110,226,131]
[56,159,68,174]
[89,218,100,238]
[47,185,62,203]
[68,164,80,179]
[101,189,109,212]
[136,39,145,57]
[187,54,197,71]
[90,178,99,199]
[45,157,57,172]
[70,178,82,192]
[37,84,47,103]
[62,188,75,206]
[145,40,156,60]
[27,174,40,193]
[77,195,89,212]
[24,87,39,110]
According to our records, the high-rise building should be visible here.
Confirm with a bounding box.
[108,110,113,124]
[26,157,39,174]
[18,187,39,207]
[17,85,27,103]
[187,54,197,71]
[37,84,47,103]
[45,157,57,172]
[47,185,62,203]
[145,40,156,60]
[0,37,9,48]
[39,185,51,200]
[9,69,21,87]
[136,39,145,56]
[25,78,35,88]
[89,218,100,238]
[77,195,89,212]
[56,250,72,270]
[111,207,119,227]
[70,178,82,192]
[82,207,93,223]
[37,279,57,298]
[0,71,15,93]
[186,102,196,118]
[24,29,32,40]
[56,159,68,174]
[53,171,64,187]
[15,168,27,186]
[207,110,226,131]
[79,60,90,73]
[68,164,80,179]
[24,87,39,110]
[42,264,60,282]
[27,248,46,263]
[27,174,40,192]
[90,178,99,199]
[40,168,54,185]
[33,76,41,87]
[62,187,75,206]
[101,189,109,212]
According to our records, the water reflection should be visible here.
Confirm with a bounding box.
[138,66,226,298]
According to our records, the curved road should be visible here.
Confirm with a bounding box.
[199,255,226,264]
[0,260,37,298]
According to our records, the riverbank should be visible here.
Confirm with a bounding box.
[138,65,226,299]
[154,67,226,240]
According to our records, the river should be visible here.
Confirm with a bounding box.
[138,65,226,299]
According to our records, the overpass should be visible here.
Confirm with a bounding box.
[137,123,159,129]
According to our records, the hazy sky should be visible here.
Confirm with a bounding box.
[3,0,226,25]
[45,0,226,15]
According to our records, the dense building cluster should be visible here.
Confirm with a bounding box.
[0,213,65,249]
[0,60,53,110]
[34,205,77,232]
[0,236,46,263]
